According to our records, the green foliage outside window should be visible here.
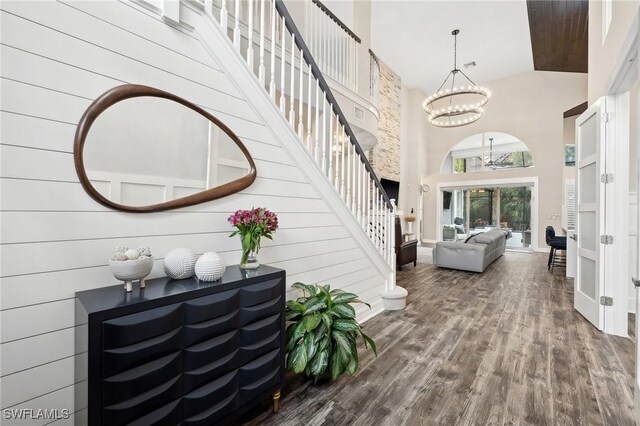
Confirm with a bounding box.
[465,187,531,231]
[453,151,533,173]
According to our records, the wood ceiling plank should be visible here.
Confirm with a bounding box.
[526,0,588,73]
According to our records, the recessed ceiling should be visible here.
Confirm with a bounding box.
[526,0,589,73]
[371,0,534,94]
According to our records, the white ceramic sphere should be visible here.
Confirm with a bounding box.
[195,252,226,282]
[163,248,197,279]
[125,249,140,260]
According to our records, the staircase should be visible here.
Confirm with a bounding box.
[204,0,396,279]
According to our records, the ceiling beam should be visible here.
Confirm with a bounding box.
[563,101,588,118]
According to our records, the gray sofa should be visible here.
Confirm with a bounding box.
[434,229,509,272]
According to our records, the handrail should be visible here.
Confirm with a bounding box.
[274,0,391,208]
[369,49,380,67]
[311,0,361,44]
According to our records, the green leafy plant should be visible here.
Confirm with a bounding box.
[285,282,377,382]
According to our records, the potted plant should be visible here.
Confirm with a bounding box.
[228,207,278,269]
[285,282,377,383]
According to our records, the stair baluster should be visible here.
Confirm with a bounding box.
[210,0,395,273]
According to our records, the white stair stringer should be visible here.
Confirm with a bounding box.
[186,4,394,299]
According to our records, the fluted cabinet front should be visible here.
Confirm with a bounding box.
[76,266,286,426]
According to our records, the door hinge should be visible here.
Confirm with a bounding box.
[600,296,614,306]
[632,277,640,288]
[600,235,614,244]
[600,173,614,183]
[604,112,614,123]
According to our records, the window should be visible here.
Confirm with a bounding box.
[441,186,533,250]
[443,132,534,174]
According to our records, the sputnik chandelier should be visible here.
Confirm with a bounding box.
[423,29,491,128]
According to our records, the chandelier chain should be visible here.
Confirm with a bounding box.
[453,30,457,71]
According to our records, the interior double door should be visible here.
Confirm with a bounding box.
[574,99,606,330]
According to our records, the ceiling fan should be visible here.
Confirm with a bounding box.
[485,137,497,169]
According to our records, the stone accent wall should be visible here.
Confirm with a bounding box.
[369,59,401,182]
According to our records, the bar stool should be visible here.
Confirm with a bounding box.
[545,226,567,272]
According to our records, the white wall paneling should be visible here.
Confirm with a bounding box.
[1,179,329,212]
[0,0,389,416]
[2,226,350,277]
[1,354,87,409]
[0,236,357,311]
[1,211,340,244]
[1,74,267,145]
[0,326,85,377]
[0,382,87,426]
[1,299,77,344]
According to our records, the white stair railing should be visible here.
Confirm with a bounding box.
[307,0,359,92]
[210,0,395,270]
[369,49,380,110]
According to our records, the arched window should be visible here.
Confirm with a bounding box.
[441,132,534,174]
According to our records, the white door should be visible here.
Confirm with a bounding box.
[574,99,606,329]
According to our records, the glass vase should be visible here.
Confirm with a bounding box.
[239,236,260,270]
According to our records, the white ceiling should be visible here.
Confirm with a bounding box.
[371,0,534,94]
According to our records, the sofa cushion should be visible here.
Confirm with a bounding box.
[473,235,494,244]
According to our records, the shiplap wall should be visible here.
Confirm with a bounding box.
[0,1,387,423]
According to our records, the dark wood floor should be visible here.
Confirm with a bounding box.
[238,252,636,425]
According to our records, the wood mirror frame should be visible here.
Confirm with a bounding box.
[73,84,257,213]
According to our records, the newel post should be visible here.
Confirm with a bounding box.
[381,199,408,310]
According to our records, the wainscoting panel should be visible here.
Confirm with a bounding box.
[0,0,388,419]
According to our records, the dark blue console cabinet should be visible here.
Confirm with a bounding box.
[76,266,286,425]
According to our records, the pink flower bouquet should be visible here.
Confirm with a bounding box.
[228,208,278,268]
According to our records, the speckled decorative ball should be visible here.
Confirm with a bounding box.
[113,246,128,254]
[111,251,128,261]
[137,246,152,257]
[163,248,197,279]
[194,252,226,282]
